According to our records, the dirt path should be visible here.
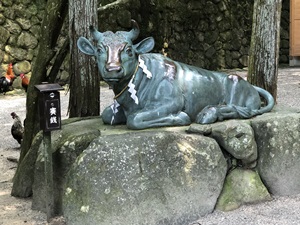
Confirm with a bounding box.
[0,68,299,225]
[0,94,45,225]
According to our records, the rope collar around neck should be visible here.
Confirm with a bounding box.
[113,62,139,100]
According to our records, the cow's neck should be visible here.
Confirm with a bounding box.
[112,79,131,99]
[113,62,140,99]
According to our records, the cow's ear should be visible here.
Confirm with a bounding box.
[134,37,155,54]
[77,37,95,55]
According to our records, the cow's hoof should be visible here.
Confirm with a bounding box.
[101,105,126,125]
[176,111,191,125]
[196,106,218,124]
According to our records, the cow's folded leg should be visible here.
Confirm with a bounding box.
[196,106,219,124]
[101,105,127,125]
[127,111,191,129]
[219,105,260,119]
[196,105,242,124]
[218,106,240,118]
[197,104,260,124]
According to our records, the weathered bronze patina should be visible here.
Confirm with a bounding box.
[77,20,274,129]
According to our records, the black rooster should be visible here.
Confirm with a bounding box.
[0,63,16,94]
[11,112,24,145]
[0,77,11,93]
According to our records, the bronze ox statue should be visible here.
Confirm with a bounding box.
[77,20,275,129]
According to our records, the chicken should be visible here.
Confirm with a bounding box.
[19,73,29,92]
[0,63,16,94]
[11,112,24,145]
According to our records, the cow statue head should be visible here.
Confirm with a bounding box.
[77,20,155,87]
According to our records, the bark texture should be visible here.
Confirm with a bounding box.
[19,0,68,163]
[12,0,68,197]
[248,0,282,101]
[69,0,99,117]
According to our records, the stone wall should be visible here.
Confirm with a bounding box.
[98,0,290,70]
[0,0,290,85]
[280,0,290,63]
[0,0,45,77]
[0,0,69,86]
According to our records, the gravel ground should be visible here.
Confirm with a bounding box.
[0,67,299,225]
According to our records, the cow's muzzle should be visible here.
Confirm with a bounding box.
[105,62,122,72]
[103,65,124,84]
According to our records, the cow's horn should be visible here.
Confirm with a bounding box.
[128,20,140,41]
[89,25,103,41]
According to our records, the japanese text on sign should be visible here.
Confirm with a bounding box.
[45,98,61,130]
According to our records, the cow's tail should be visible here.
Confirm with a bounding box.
[253,85,275,114]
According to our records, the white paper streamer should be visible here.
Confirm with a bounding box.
[110,100,120,124]
[128,78,139,105]
[139,57,152,79]
[113,57,153,107]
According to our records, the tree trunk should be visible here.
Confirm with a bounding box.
[68,0,99,117]
[248,0,282,102]
[12,0,68,197]
[48,37,70,83]
[19,0,68,163]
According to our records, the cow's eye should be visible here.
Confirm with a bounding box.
[97,47,104,54]
[125,47,133,56]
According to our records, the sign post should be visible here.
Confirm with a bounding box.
[35,83,64,222]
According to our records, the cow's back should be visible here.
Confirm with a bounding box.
[139,54,227,120]
[174,60,227,120]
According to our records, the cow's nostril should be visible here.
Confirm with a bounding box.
[106,65,121,72]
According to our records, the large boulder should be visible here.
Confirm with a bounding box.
[16,107,300,224]
[63,130,227,225]
[251,107,300,195]
[31,118,103,213]
[187,120,257,168]
[216,168,272,211]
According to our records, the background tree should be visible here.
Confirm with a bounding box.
[12,0,68,197]
[19,1,68,163]
[69,0,99,117]
[12,0,99,198]
[248,0,282,101]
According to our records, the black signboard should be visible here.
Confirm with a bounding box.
[35,83,64,132]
